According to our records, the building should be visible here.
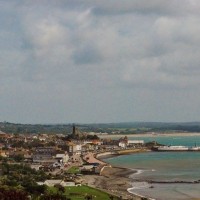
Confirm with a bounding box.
[118,141,127,148]
[55,152,69,164]
[127,140,144,146]
[37,180,75,187]
[32,147,56,163]
[66,142,82,155]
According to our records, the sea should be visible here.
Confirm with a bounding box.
[103,135,200,200]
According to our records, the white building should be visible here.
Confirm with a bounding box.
[56,152,69,164]
[76,144,82,152]
[118,141,126,148]
[37,180,75,187]
[128,140,144,146]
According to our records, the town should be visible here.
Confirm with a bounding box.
[0,125,148,200]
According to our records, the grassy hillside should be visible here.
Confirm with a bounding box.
[1,121,200,135]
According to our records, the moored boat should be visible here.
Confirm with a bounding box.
[188,146,200,151]
[156,145,189,151]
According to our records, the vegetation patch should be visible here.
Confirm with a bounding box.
[67,166,80,174]
[48,185,119,200]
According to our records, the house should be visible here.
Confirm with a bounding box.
[56,139,65,146]
[66,142,82,155]
[92,140,103,146]
[118,141,127,148]
[30,164,42,171]
[38,134,48,141]
[76,144,82,154]
[80,164,101,174]
[82,143,95,152]
[37,180,76,187]
[0,150,8,157]
[9,148,30,157]
[0,143,5,149]
[80,165,95,174]
[32,147,56,163]
[55,152,69,164]
[127,140,144,147]
[0,131,10,139]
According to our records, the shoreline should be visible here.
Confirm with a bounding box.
[127,185,154,200]
[99,132,200,139]
[94,150,197,200]
[83,134,200,200]
[96,150,152,199]
[99,157,200,200]
[83,151,145,199]
[83,166,142,200]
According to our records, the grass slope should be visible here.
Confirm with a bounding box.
[49,185,119,200]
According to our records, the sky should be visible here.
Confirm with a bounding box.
[1,0,200,124]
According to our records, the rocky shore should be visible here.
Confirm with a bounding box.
[82,150,151,199]
[82,166,142,200]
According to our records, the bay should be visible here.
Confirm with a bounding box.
[103,135,200,200]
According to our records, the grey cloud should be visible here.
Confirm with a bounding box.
[67,0,197,17]
[159,50,200,76]
[72,45,102,65]
[2,0,200,123]
[17,0,199,16]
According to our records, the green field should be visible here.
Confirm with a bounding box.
[49,185,119,200]
[67,166,80,174]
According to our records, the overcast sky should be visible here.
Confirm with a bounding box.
[1,0,200,124]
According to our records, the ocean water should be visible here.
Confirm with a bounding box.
[103,135,200,200]
[130,135,200,146]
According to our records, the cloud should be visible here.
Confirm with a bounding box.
[72,44,102,65]
[1,0,200,123]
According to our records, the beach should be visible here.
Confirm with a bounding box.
[104,149,200,200]
[82,134,200,199]
[82,166,141,200]
[99,132,200,139]
[82,152,143,199]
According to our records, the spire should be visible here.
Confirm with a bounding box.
[72,124,76,135]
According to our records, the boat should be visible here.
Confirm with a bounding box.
[156,145,189,151]
[188,146,200,151]
[188,143,200,151]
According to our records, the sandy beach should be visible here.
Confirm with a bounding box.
[83,152,106,165]
[81,133,200,199]
[82,166,141,200]
[81,151,142,199]
[99,132,200,139]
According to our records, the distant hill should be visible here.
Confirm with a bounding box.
[1,121,200,134]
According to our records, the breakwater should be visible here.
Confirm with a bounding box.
[133,179,200,184]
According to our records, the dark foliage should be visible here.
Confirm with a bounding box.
[40,193,70,200]
[0,186,29,200]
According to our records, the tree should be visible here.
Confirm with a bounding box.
[109,195,114,200]
[0,186,29,200]
[12,154,24,162]
[39,193,68,200]
[54,184,65,194]
[85,194,93,200]
[25,184,47,195]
